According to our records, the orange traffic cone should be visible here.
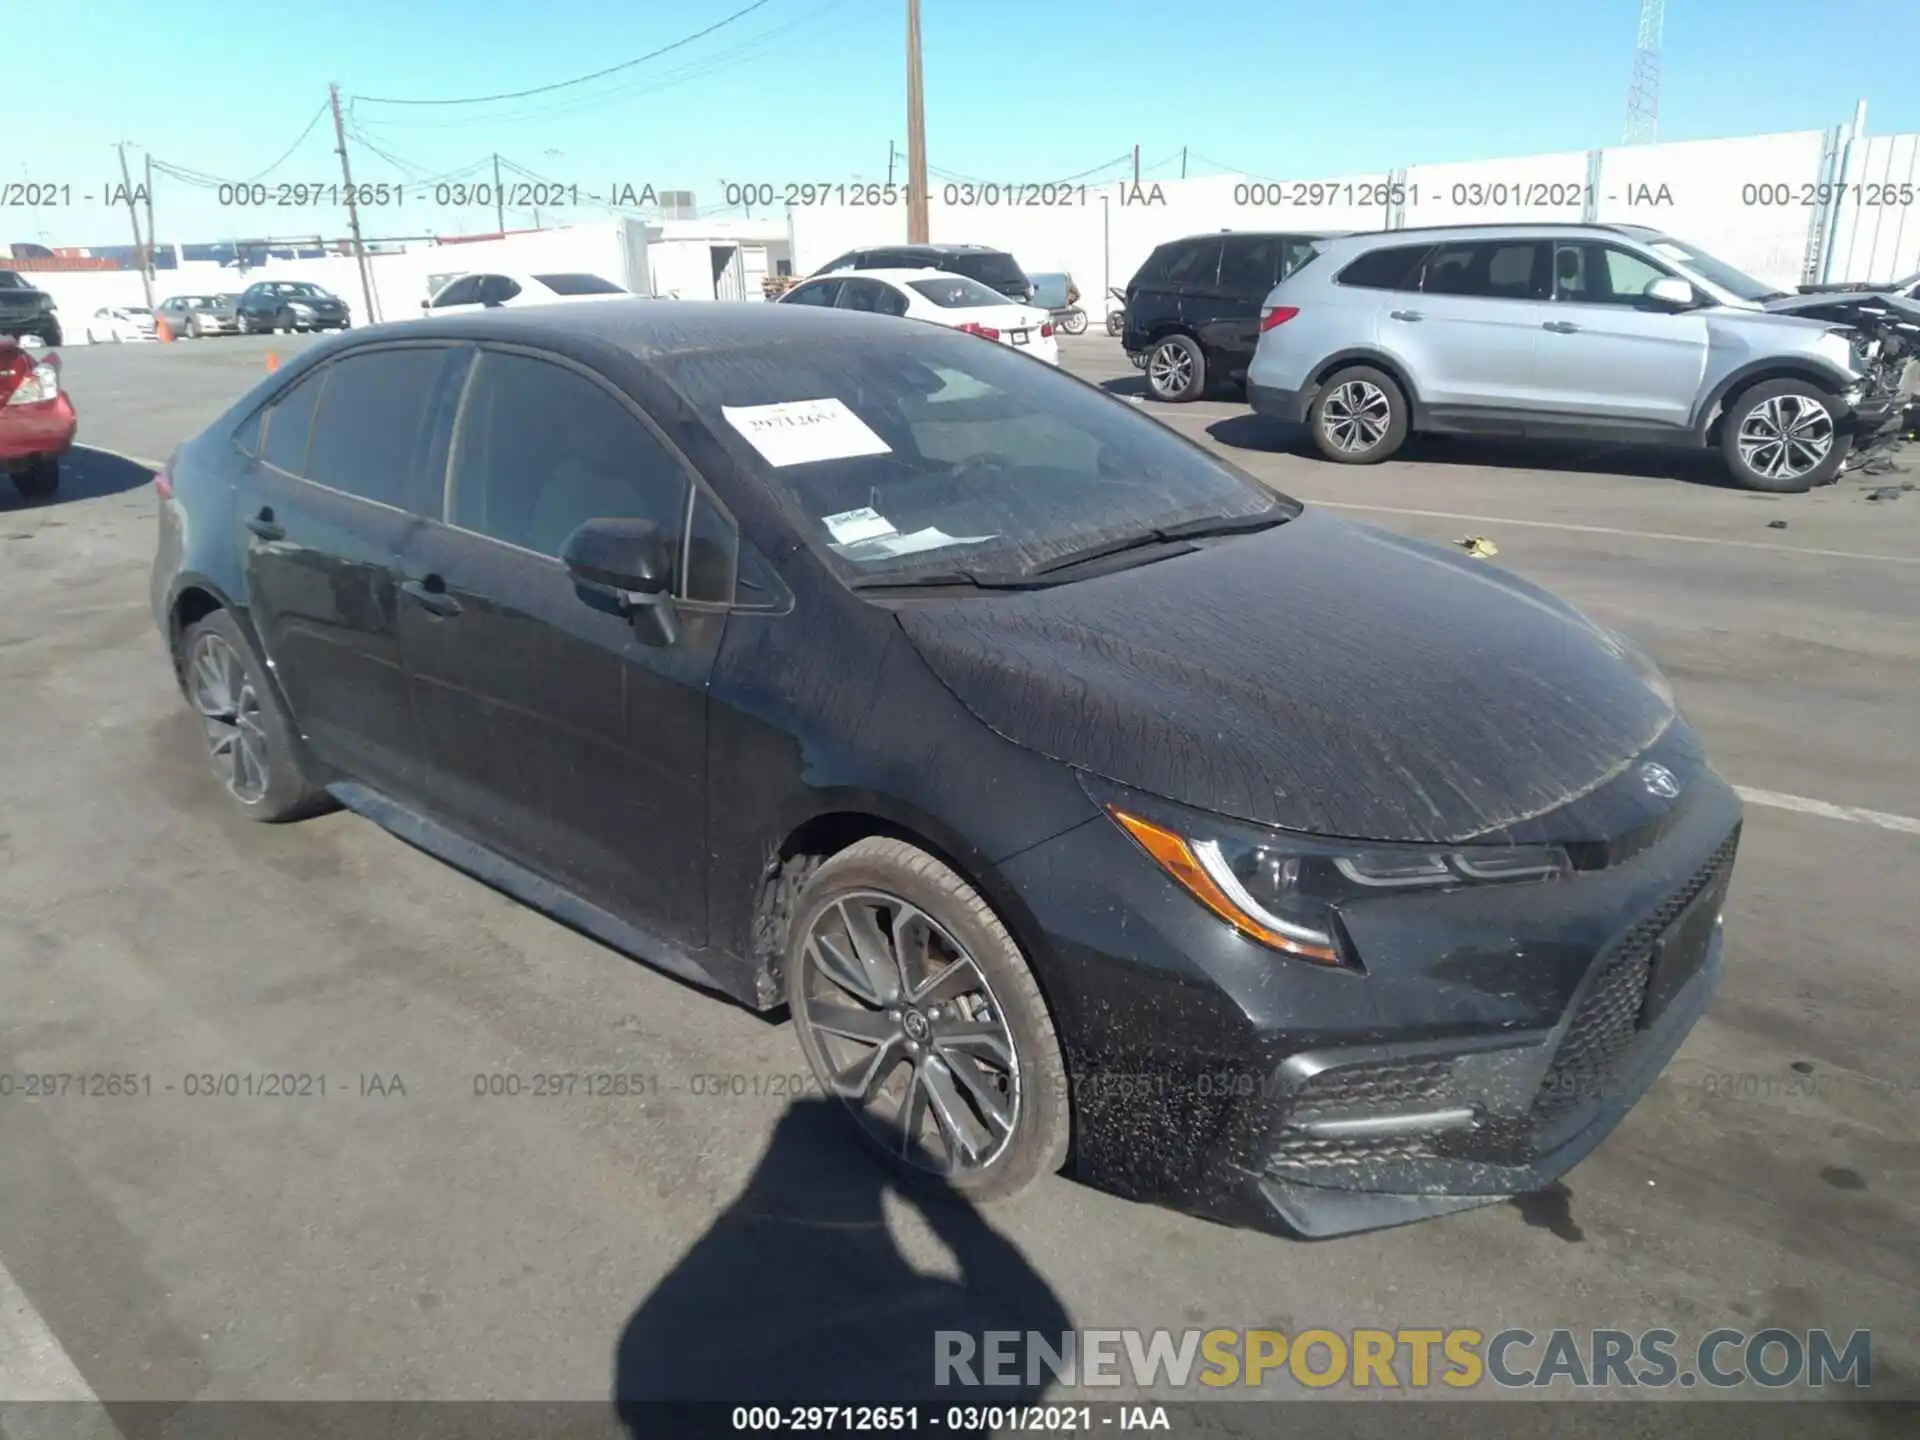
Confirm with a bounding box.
[155,317,174,344]
[265,351,280,373]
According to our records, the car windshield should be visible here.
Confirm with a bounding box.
[658,329,1291,583]
[274,283,323,297]
[534,273,625,295]
[1643,236,1787,302]
[906,275,1008,309]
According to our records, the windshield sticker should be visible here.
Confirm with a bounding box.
[834,526,997,560]
[821,506,898,545]
[721,398,893,468]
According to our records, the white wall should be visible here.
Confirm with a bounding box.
[787,126,1920,299]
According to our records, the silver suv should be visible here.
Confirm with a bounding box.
[1247,223,1917,491]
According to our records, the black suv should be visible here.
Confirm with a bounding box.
[812,243,1035,304]
[0,270,62,347]
[1123,231,1331,402]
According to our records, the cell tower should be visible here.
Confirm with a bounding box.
[1623,0,1665,144]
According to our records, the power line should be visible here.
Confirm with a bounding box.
[148,102,332,190]
[349,0,864,132]
[352,0,779,107]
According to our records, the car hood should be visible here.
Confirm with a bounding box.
[892,509,1675,844]
[1762,289,1920,324]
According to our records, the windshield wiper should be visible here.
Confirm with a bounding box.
[1021,505,1296,578]
[849,568,1043,593]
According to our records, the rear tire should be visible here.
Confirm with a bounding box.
[1309,365,1410,464]
[177,609,331,822]
[1061,308,1088,336]
[10,455,58,499]
[1719,378,1846,493]
[785,837,1070,1204]
[1145,333,1206,403]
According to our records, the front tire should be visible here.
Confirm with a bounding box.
[1309,365,1410,464]
[785,837,1070,1203]
[178,610,330,822]
[1145,333,1206,402]
[10,454,58,499]
[1720,379,1846,492]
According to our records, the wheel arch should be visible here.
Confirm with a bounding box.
[1307,348,1423,413]
[164,578,292,724]
[1694,358,1855,444]
[745,797,1064,1024]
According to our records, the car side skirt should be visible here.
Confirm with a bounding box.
[325,780,752,1007]
[1413,404,1704,447]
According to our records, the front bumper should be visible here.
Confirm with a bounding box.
[998,750,1742,1238]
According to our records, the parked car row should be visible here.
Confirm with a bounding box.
[1122,221,1920,492]
[151,298,1742,1240]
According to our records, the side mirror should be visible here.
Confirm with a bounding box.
[561,518,678,643]
[1642,276,1697,311]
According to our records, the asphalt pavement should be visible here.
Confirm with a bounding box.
[1,330,1915,1430]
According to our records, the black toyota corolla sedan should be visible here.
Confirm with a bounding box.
[151,303,1740,1238]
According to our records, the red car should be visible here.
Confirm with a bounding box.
[1,340,76,499]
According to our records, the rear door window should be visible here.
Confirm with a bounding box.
[1161,239,1222,289]
[836,279,886,312]
[305,346,466,513]
[1421,241,1550,300]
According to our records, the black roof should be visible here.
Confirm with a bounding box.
[328,297,941,362]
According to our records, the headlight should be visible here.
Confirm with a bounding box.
[1106,808,1569,967]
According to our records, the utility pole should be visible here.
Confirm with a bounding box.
[327,83,379,324]
[143,152,159,283]
[905,0,929,243]
[492,153,505,233]
[1180,147,1187,180]
[886,139,896,187]
[1133,145,1140,184]
[115,143,156,313]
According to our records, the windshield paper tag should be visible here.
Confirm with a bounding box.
[822,507,898,545]
[721,399,892,468]
[838,527,997,559]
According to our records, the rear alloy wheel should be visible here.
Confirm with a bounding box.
[1061,309,1089,336]
[787,837,1069,1202]
[1145,333,1206,402]
[1309,364,1410,464]
[179,610,330,822]
[1721,379,1845,492]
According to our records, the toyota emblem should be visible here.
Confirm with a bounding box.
[1639,763,1680,800]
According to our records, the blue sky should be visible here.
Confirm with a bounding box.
[17,0,1920,246]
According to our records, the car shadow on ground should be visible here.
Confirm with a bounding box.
[612,1097,1070,1437]
[1,446,154,512]
[1200,412,1752,490]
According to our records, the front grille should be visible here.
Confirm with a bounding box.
[1290,1057,1453,1123]
[1532,830,1739,1125]
[1270,1131,1438,1170]
[1266,1057,1457,1174]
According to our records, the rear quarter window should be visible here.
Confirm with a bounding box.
[1336,245,1434,291]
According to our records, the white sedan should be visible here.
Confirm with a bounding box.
[778,268,1060,364]
[83,305,158,343]
[420,271,633,315]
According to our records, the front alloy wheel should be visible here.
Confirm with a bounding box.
[797,891,1019,1177]
[1320,379,1392,453]
[188,631,272,804]
[786,837,1070,1201]
[1736,394,1833,484]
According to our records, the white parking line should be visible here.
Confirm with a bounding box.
[1734,787,1920,836]
[0,1258,119,1431]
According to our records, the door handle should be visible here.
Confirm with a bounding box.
[1388,309,1424,322]
[1542,320,1582,333]
[400,577,462,617]
[245,508,284,541]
